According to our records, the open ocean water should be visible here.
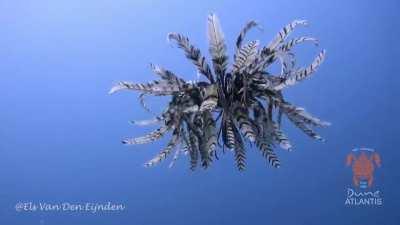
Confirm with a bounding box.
[0,0,399,224]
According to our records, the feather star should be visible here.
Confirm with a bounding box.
[110,14,330,171]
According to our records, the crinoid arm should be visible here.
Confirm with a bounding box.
[110,14,330,171]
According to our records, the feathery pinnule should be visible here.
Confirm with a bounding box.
[144,129,180,167]
[222,117,236,149]
[265,20,308,51]
[279,102,326,141]
[274,50,326,90]
[198,137,211,168]
[203,112,217,154]
[188,128,199,170]
[288,115,324,141]
[109,80,181,95]
[278,37,319,52]
[256,135,281,168]
[137,93,153,113]
[232,40,259,74]
[295,50,326,81]
[253,102,281,167]
[122,126,169,145]
[177,127,195,169]
[236,20,259,50]
[168,147,182,168]
[194,118,214,166]
[150,64,186,88]
[207,13,228,84]
[254,20,309,73]
[279,102,330,127]
[232,123,246,171]
[234,106,257,142]
[270,121,292,150]
[167,33,215,83]
[130,117,162,126]
[188,113,213,168]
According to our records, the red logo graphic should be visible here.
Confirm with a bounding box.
[346,149,381,188]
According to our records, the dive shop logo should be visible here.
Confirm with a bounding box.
[344,147,383,206]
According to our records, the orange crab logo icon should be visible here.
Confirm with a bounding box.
[346,148,381,188]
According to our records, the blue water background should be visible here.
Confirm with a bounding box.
[0,0,399,224]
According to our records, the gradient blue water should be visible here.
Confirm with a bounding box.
[1,0,399,224]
